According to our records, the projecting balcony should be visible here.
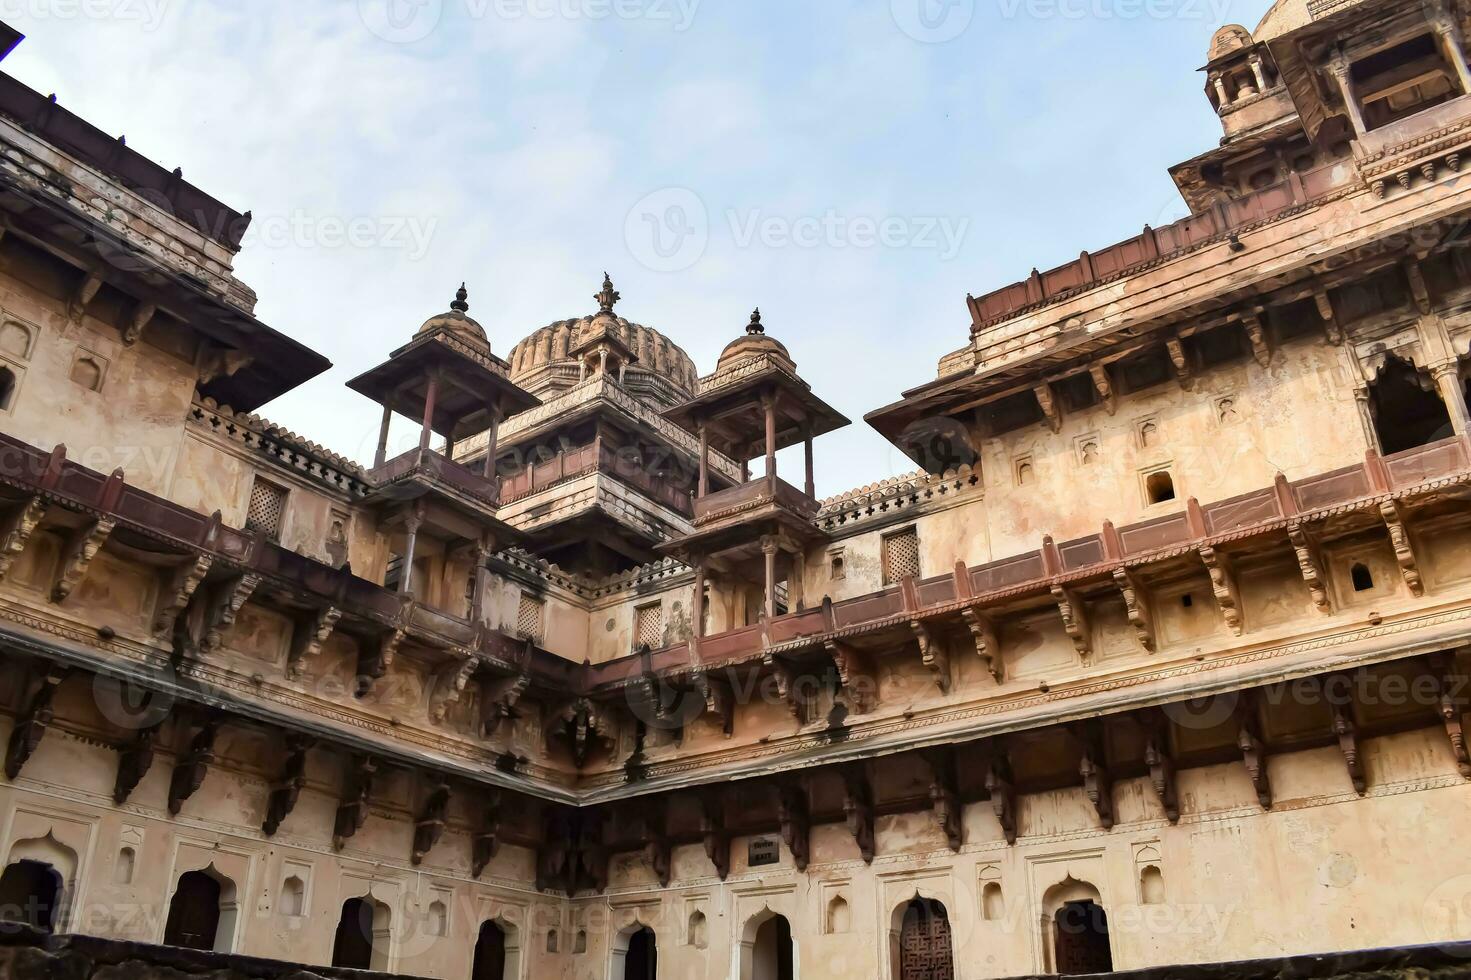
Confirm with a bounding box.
[365,446,501,517]
[497,442,694,518]
[693,473,819,528]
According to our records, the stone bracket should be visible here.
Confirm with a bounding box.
[4,667,66,780]
[263,734,314,836]
[841,762,876,864]
[200,572,262,653]
[428,654,478,724]
[985,747,1018,845]
[777,779,811,872]
[1329,692,1366,796]
[1140,710,1179,823]
[472,790,502,878]
[357,627,405,697]
[412,777,451,865]
[924,746,963,852]
[0,495,47,583]
[1287,522,1332,613]
[153,553,213,635]
[700,790,730,881]
[1113,566,1155,652]
[1075,720,1114,829]
[825,639,875,715]
[113,720,164,806]
[287,605,342,679]
[1379,500,1424,597]
[1198,546,1245,635]
[168,715,221,815]
[1236,694,1272,809]
[1431,652,1471,779]
[1035,383,1062,433]
[51,515,115,604]
[333,754,377,850]
[1089,364,1116,416]
[1052,586,1092,663]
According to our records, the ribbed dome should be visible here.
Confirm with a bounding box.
[507,315,700,396]
[714,309,794,375]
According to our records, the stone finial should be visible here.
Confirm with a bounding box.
[748,308,764,335]
[595,272,620,314]
[451,283,469,314]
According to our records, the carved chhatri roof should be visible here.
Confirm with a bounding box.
[1208,24,1254,63]
[415,283,490,347]
[714,308,795,375]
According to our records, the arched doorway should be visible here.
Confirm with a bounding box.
[893,898,954,980]
[1042,877,1113,976]
[332,896,391,971]
[473,920,507,980]
[619,924,656,980]
[163,868,236,952]
[0,860,61,932]
[739,908,799,980]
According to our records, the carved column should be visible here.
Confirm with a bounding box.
[802,421,815,499]
[697,420,709,499]
[763,390,778,481]
[692,561,707,641]
[483,405,502,480]
[1432,13,1471,96]
[1327,56,1368,136]
[374,403,392,468]
[419,374,439,453]
[399,507,423,597]
[1432,362,1471,437]
[762,536,779,621]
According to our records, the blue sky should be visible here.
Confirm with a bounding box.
[3,0,1274,496]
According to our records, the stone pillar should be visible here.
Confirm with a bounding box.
[1249,55,1268,92]
[763,536,778,621]
[1213,75,1230,112]
[419,375,439,453]
[1328,57,1368,135]
[375,403,393,468]
[763,392,778,482]
[1434,362,1471,437]
[400,511,423,597]
[483,407,502,480]
[802,422,815,499]
[1432,15,1471,96]
[698,422,710,499]
[692,562,706,640]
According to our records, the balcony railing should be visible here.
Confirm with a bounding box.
[497,443,694,518]
[369,447,500,509]
[692,474,819,526]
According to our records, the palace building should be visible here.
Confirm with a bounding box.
[3,0,1471,978]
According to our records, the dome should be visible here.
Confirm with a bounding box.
[417,284,489,346]
[507,314,700,397]
[715,309,794,374]
[1253,0,1312,44]
[1208,24,1254,62]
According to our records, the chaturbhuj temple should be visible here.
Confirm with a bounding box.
[8,1,1471,978]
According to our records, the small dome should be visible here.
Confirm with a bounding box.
[507,315,699,398]
[417,284,489,345]
[1252,0,1309,44]
[715,309,794,374]
[1208,24,1254,62]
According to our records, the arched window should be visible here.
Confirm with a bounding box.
[1352,563,1375,592]
[277,875,304,917]
[426,900,447,938]
[163,868,236,952]
[114,847,135,886]
[0,367,15,412]
[0,860,61,933]
[623,925,657,980]
[473,920,507,980]
[983,881,1005,921]
[826,895,850,934]
[332,896,391,971]
[688,908,708,948]
[546,928,559,953]
[1370,355,1453,454]
[1140,866,1165,905]
[739,911,793,980]
[69,355,102,392]
[894,899,953,980]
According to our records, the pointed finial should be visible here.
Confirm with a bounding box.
[450,282,469,314]
[747,308,764,335]
[595,272,620,314]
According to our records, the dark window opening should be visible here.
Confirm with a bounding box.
[1370,356,1454,454]
[473,921,507,980]
[332,898,376,970]
[1352,34,1464,130]
[1187,325,1249,369]
[1054,900,1113,975]
[980,389,1044,437]
[1181,594,1194,608]
[1147,471,1177,504]
[0,860,60,934]
[1352,563,1375,592]
[1117,348,1172,394]
[0,367,15,412]
[624,926,657,980]
[1056,372,1100,412]
[1272,299,1327,343]
[163,871,221,951]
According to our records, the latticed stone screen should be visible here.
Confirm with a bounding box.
[883,527,921,584]
[635,603,663,649]
[516,593,545,641]
[245,477,288,539]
